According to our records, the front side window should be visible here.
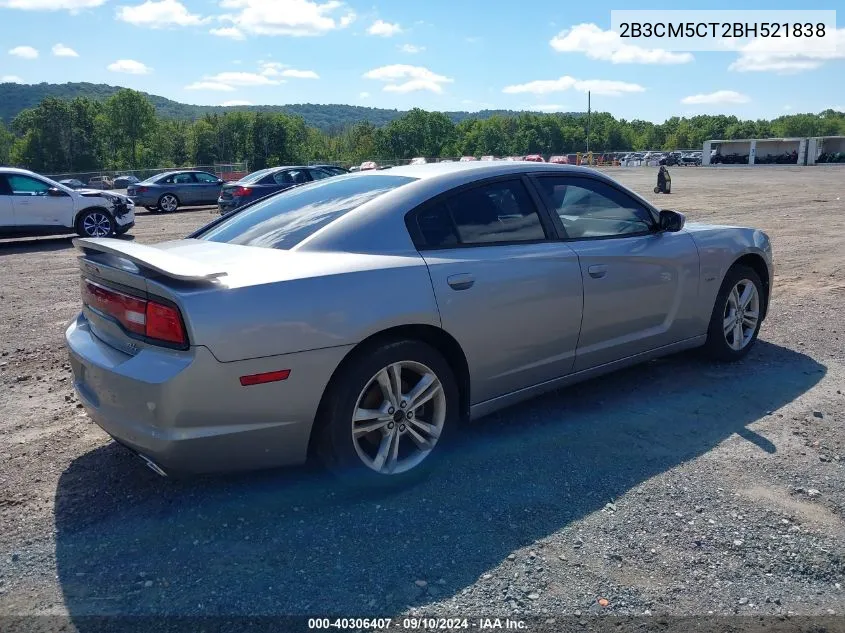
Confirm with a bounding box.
[194,172,220,183]
[413,179,547,248]
[197,174,416,250]
[309,169,332,181]
[534,176,653,239]
[7,175,51,196]
[273,169,310,185]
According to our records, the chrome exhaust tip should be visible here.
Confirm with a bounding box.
[138,454,168,477]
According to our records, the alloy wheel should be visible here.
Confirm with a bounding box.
[722,279,760,351]
[160,195,178,212]
[82,212,112,237]
[351,360,446,475]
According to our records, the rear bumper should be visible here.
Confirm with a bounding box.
[217,198,241,214]
[65,313,351,474]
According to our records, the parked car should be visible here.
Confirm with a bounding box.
[113,175,140,189]
[0,167,134,238]
[87,175,114,190]
[359,161,379,171]
[410,157,428,165]
[459,156,477,162]
[523,154,545,162]
[218,166,341,215]
[311,164,349,176]
[480,156,496,162]
[548,156,569,164]
[127,170,224,213]
[59,178,86,190]
[66,162,772,486]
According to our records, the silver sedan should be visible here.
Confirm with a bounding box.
[65,162,773,486]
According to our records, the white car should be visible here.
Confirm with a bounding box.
[410,157,427,165]
[0,168,135,238]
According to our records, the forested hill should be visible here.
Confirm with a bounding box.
[0,82,577,131]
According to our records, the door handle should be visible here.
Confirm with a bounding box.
[588,265,608,279]
[447,273,475,291]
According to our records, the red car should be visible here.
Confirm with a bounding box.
[548,155,569,164]
[523,154,545,162]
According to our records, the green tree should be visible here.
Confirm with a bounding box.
[104,89,156,167]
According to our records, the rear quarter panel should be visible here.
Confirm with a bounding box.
[684,224,773,319]
[166,258,441,362]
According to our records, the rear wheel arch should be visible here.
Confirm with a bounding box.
[308,324,471,458]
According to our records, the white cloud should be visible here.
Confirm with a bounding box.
[207,71,280,86]
[550,23,693,64]
[829,105,844,112]
[281,69,318,78]
[107,59,152,74]
[681,90,750,105]
[52,43,78,57]
[185,81,235,91]
[217,0,355,37]
[503,75,645,97]
[359,91,370,98]
[210,26,244,39]
[367,19,401,37]
[363,64,453,93]
[0,0,104,10]
[221,99,252,106]
[729,28,845,73]
[783,105,793,111]
[1,75,25,83]
[8,45,39,59]
[117,0,205,27]
[399,44,424,54]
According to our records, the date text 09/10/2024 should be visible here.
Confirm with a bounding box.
[307,618,528,630]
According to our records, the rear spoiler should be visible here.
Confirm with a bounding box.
[73,237,228,282]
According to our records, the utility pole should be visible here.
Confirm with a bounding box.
[586,91,591,154]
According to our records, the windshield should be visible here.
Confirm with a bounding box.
[239,169,275,184]
[196,174,416,250]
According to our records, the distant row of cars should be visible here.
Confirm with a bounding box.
[58,174,142,191]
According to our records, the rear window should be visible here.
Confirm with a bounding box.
[239,169,273,184]
[197,174,417,250]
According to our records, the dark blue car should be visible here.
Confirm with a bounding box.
[217,165,348,215]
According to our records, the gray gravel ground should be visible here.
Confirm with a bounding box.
[0,166,844,631]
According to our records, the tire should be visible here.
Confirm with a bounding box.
[654,187,661,194]
[702,265,764,361]
[315,339,460,489]
[75,209,115,238]
[145,206,159,213]
[157,194,179,213]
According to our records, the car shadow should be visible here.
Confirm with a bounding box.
[54,341,824,619]
[0,233,135,255]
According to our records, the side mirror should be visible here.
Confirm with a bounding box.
[217,179,224,184]
[47,187,66,197]
[658,209,685,232]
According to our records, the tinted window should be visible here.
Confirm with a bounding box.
[198,174,416,250]
[194,172,220,183]
[309,168,333,181]
[534,176,653,239]
[0,175,11,196]
[413,180,546,248]
[241,169,273,184]
[273,169,310,185]
[8,175,51,195]
[173,173,195,184]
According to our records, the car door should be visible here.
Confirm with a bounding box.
[172,172,198,204]
[531,174,700,372]
[7,173,73,227]
[0,175,15,228]
[409,177,584,404]
[192,171,224,204]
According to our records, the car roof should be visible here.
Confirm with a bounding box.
[0,167,42,176]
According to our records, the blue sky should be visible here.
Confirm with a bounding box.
[0,0,842,122]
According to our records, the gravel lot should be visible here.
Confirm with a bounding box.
[0,167,844,629]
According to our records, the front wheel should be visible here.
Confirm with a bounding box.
[703,265,764,361]
[157,194,179,213]
[315,339,459,488]
[75,209,115,238]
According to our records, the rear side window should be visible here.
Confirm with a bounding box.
[413,179,547,248]
[197,174,416,250]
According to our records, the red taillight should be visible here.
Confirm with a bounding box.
[231,186,252,197]
[81,279,187,347]
[145,302,186,345]
[136,186,148,193]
